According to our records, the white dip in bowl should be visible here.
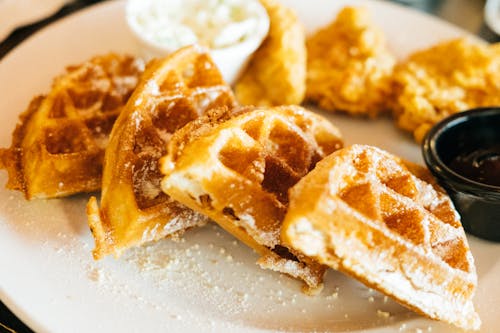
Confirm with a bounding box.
[126,0,270,84]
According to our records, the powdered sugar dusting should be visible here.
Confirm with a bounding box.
[0,177,422,332]
[87,223,414,331]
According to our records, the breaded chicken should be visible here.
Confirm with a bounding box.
[392,38,500,142]
[306,6,395,117]
[234,0,306,106]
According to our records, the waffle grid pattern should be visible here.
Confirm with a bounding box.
[0,54,144,199]
[161,106,343,291]
[88,47,236,260]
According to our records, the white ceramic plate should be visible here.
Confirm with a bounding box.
[0,1,498,332]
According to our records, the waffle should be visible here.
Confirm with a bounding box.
[282,144,480,330]
[0,54,144,199]
[160,105,344,293]
[392,38,500,142]
[305,7,395,117]
[87,46,237,260]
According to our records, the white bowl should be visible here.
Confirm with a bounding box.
[125,0,270,85]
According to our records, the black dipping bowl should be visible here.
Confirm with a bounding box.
[422,107,500,242]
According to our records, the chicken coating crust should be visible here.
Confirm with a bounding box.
[234,0,306,106]
[392,38,500,142]
[306,6,395,117]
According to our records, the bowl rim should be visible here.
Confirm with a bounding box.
[422,107,500,196]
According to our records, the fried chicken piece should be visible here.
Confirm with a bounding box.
[234,0,306,106]
[306,6,395,117]
[392,38,500,142]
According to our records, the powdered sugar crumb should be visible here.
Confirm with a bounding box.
[0,189,422,332]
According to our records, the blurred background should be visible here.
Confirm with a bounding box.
[394,0,499,38]
[0,0,499,60]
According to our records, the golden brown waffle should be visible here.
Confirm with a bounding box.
[87,46,237,260]
[160,105,343,293]
[392,38,500,142]
[282,144,480,330]
[234,0,306,106]
[0,54,144,199]
[306,7,395,117]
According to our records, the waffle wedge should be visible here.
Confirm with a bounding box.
[87,46,237,259]
[282,144,480,330]
[160,105,343,292]
[0,54,144,199]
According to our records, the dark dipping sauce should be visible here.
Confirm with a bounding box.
[422,107,500,242]
[449,144,500,187]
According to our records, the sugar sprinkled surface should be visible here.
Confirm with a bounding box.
[0,175,450,332]
[83,222,417,331]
